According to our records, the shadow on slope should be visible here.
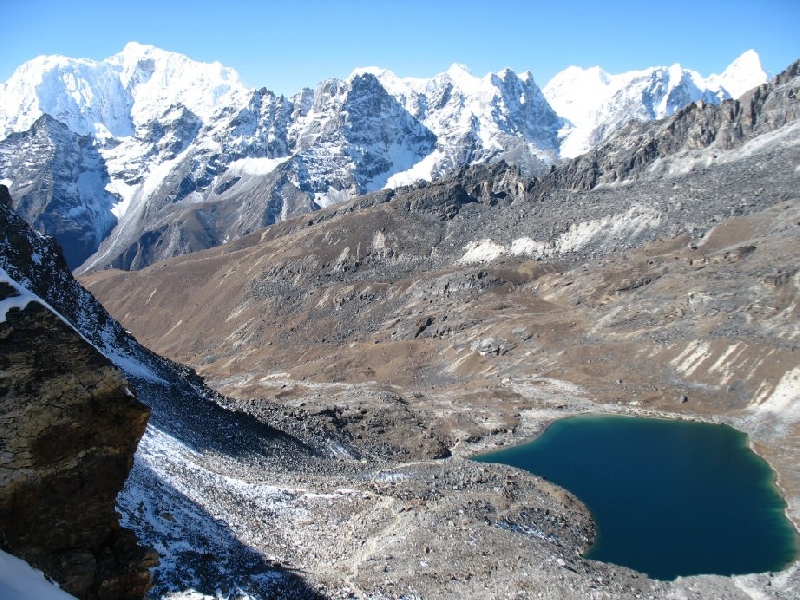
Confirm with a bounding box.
[120,456,324,599]
[131,375,324,465]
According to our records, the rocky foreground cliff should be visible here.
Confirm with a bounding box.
[0,198,154,597]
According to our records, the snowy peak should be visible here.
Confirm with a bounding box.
[0,42,249,139]
[339,64,560,188]
[713,49,768,97]
[107,42,250,124]
[543,50,769,157]
[443,63,481,90]
[541,65,612,120]
[0,53,133,138]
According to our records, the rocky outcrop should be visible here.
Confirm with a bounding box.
[0,183,12,208]
[0,201,154,598]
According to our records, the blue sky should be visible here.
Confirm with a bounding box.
[4,0,799,96]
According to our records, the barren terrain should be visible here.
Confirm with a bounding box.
[78,76,800,598]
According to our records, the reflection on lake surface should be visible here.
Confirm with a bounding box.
[475,414,798,579]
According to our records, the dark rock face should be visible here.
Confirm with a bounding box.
[0,200,154,598]
[0,184,11,208]
[0,115,119,270]
[0,295,155,598]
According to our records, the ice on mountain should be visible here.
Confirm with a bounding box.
[544,50,768,158]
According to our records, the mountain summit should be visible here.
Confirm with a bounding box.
[0,46,770,271]
[0,41,249,139]
[542,50,768,157]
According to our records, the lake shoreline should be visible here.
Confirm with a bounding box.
[472,410,798,580]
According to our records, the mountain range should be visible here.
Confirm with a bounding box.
[79,58,800,597]
[0,43,767,271]
[0,49,798,598]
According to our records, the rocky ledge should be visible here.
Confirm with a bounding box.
[0,208,155,598]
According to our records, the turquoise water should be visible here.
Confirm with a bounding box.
[474,414,798,580]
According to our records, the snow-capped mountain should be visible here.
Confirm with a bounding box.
[0,42,249,139]
[0,44,770,271]
[355,63,560,187]
[543,49,768,157]
[0,115,120,268]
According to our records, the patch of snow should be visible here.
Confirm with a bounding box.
[0,268,36,323]
[371,231,387,253]
[97,323,169,384]
[226,156,290,177]
[385,150,444,188]
[671,340,710,377]
[458,204,663,265]
[510,237,550,257]
[314,187,350,209]
[751,366,800,419]
[0,268,96,352]
[104,349,168,385]
[0,549,77,599]
[374,471,407,483]
[457,239,506,264]
[673,340,713,377]
[707,343,747,385]
[557,204,664,253]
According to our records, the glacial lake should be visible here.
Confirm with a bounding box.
[474,414,798,580]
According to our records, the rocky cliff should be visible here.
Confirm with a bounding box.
[0,193,154,599]
[0,116,119,269]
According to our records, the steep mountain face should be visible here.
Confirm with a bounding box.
[0,202,154,598]
[0,115,119,268]
[359,64,561,185]
[543,49,768,157]
[0,44,764,272]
